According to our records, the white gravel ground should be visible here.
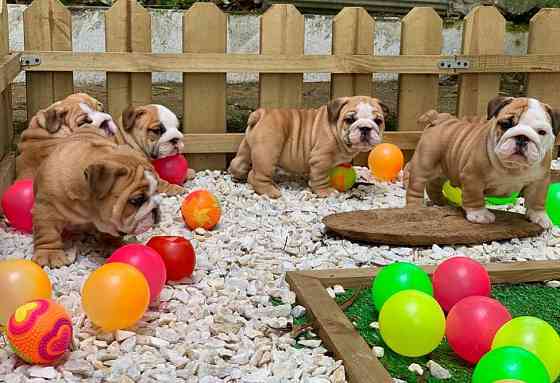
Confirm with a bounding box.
[2,167,560,383]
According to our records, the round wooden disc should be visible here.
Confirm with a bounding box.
[322,206,544,246]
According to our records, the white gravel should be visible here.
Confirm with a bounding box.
[2,167,560,383]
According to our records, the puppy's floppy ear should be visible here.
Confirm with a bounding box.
[327,97,350,124]
[122,105,146,132]
[84,162,128,200]
[487,96,514,120]
[36,106,68,134]
[544,104,560,137]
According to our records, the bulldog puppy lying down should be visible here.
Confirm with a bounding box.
[229,96,388,198]
[406,96,559,228]
[32,128,161,268]
[117,105,195,195]
[16,93,117,180]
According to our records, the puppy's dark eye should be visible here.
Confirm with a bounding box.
[374,117,384,126]
[128,195,146,207]
[149,124,166,135]
[79,117,93,126]
[498,118,514,130]
[344,116,355,124]
[538,129,547,136]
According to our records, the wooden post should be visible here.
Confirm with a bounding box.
[183,2,227,171]
[398,7,442,161]
[259,4,304,108]
[457,6,505,117]
[0,0,12,155]
[23,0,73,118]
[331,7,374,166]
[106,0,151,118]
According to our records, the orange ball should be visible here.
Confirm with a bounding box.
[368,143,404,182]
[6,298,72,365]
[181,190,221,230]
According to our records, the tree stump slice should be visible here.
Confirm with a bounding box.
[323,207,544,246]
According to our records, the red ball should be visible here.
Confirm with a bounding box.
[107,244,167,302]
[1,179,34,233]
[433,257,491,312]
[446,296,511,364]
[152,154,189,185]
[146,236,196,282]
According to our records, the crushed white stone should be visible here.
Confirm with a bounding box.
[369,321,380,329]
[546,280,560,288]
[1,168,558,382]
[408,363,424,375]
[427,360,451,379]
[333,285,345,295]
[373,346,385,358]
[326,287,336,298]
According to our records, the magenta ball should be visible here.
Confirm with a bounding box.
[152,154,188,185]
[107,244,167,301]
[1,179,34,234]
[446,296,512,364]
[432,257,491,312]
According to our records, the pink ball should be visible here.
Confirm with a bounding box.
[432,257,491,312]
[152,154,188,185]
[107,244,167,301]
[446,296,511,364]
[1,179,34,234]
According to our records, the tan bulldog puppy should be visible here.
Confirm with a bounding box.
[229,96,388,198]
[32,129,161,268]
[16,93,117,180]
[116,105,194,195]
[406,96,560,228]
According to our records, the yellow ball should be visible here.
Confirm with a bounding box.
[442,180,463,206]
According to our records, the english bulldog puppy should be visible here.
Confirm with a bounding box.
[229,96,388,198]
[32,129,161,268]
[406,96,560,228]
[116,105,194,195]
[16,93,117,180]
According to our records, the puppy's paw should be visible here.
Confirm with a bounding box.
[527,209,552,229]
[465,208,496,224]
[33,249,73,268]
[314,187,339,198]
[159,184,186,196]
[253,183,282,199]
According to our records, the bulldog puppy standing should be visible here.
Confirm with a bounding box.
[406,96,559,228]
[229,96,388,198]
[16,93,117,180]
[116,105,194,195]
[32,129,161,267]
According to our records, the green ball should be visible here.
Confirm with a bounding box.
[329,163,357,192]
[472,346,550,383]
[371,262,433,312]
[486,192,520,206]
[546,183,560,226]
[442,180,519,206]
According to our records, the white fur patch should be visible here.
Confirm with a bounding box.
[154,104,184,158]
[144,171,158,196]
[79,102,117,135]
[356,102,374,120]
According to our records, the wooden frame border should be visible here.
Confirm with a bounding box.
[0,53,21,94]
[286,260,560,383]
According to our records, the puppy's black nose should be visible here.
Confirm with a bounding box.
[170,138,180,145]
[515,135,529,147]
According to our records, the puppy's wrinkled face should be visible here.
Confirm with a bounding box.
[122,105,184,159]
[63,93,104,112]
[328,96,388,152]
[490,97,557,167]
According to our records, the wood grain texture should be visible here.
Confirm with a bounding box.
[0,53,21,94]
[457,6,505,117]
[259,4,304,108]
[286,274,392,383]
[323,206,543,246]
[106,0,152,117]
[23,0,73,118]
[183,2,227,170]
[0,152,15,214]
[0,0,12,156]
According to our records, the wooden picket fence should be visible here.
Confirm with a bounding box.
[1,0,560,183]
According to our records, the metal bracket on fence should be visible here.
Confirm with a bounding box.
[20,55,41,66]
[437,58,470,70]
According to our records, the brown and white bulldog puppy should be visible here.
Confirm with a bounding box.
[116,105,194,195]
[32,129,161,268]
[16,93,117,180]
[406,96,560,228]
[229,96,388,198]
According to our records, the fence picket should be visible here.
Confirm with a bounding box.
[23,0,72,118]
[106,0,151,118]
[259,4,304,108]
[183,2,227,171]
[457,6,505,117]
[0,0,11,156]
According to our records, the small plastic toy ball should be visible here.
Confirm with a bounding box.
[82,263,149,332]
[181,189,221,230]
[442,180,463,206]
[486,192,519,206]
[546,183,560,226]
[0,259,52,326]
[446,296,511,364]
[152,154,189,186]
[492,316,560,381]
[371,262,433,311]
[328,163,357,192]
[107,244,167,301]
[147,236,196,282]
[432,256,491,312]
[472,346,550,383]
[367,143,404,182]
[1,179,34,233]
[379,290,445,357]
